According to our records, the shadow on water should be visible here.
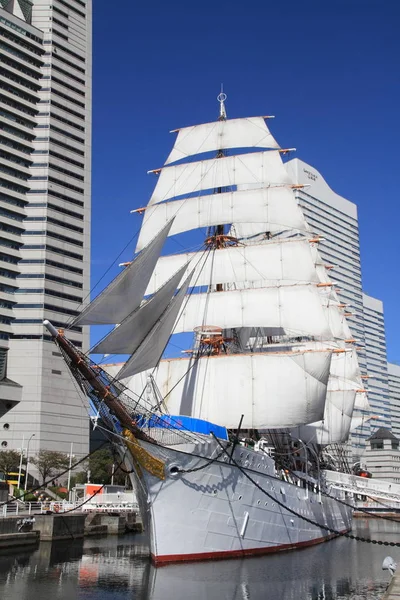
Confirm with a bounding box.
[0,520,397,599]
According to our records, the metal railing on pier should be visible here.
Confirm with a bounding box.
[2,493,139,516]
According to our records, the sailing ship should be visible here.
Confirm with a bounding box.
[44,92,368,565]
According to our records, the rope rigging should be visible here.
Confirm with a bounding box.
[210,433,400,548]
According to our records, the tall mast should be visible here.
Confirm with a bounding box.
[217,86,227,122]
[215,87,227,290]
[205,89,238,258]
[198,89,239,356]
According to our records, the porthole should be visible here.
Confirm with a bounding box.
[1,441,7,447]
[264,501,268,506]
[238,495,242,500]
[257,500,261,505]
[3,423,9,430]
[257,464,261,468]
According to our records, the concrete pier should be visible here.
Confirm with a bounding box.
[0,516,40,549]
[382,575,400,599]
[33,513,86,541]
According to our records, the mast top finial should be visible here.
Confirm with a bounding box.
[217,84,227,120]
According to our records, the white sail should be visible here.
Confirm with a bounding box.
[292,350,362,444]
[117,271,194,379]
[354,391,369,411]
[328,304,353,341]
[165,117,280,164]
[92,263,188,355]
[350,415,369,431]
[145,239,319,295]
[94,103,363,449]
[294,394,356,445]
[329,348,361,384]
[120,351,332,429]
[74,220,173,326]
[149,150,293,205]
[136,187,307,251]
[174,285,334,339]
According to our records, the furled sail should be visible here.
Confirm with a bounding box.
[165,117,280,164]
[149,150,292,205]
[117,271,194,379]
[136,186,307,251]
[92,263,188,355]
[73,220,174,326]
[118,350,332,429]
[145,239,319,295]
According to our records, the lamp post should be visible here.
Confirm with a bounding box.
[67,442,74,495]
[24,433,35,492]
[17,434,25,490]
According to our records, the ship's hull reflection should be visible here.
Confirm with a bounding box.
[0,520,395,600]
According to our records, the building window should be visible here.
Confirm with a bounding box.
[371,442,384,450]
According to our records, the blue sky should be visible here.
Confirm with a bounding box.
[91,0,400,362]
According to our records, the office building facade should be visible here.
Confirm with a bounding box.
[362,294,390,431]
[0,0,92,457]
[388,363,400,440]
[286,158,390,458]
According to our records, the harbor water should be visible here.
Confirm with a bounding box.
[0,519,398,599]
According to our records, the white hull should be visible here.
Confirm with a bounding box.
[125,436,352,565]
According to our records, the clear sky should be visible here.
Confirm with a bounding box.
[91,0,400,362]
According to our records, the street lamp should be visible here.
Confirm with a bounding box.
[17,434,25,490]
[67,442,75,495]
[24,433,35,492]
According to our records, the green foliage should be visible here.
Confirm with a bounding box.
[0,449,20,478]
[88,447,125,485]
[31,450,69,485]
[49,486,68,500]
[69,471,87,488]
[14,488,36,502]
[23,492,36,502]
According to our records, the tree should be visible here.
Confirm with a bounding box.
[88,447,125,485]
[31,450,69,486]
[0,450,20,480]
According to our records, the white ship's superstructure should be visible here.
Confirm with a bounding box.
[43,93,367,564]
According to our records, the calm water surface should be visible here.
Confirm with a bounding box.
[0,519,398,600]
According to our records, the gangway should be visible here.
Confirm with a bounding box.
[325,470,400,509]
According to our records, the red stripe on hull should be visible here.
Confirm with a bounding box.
[151,529,350,566]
